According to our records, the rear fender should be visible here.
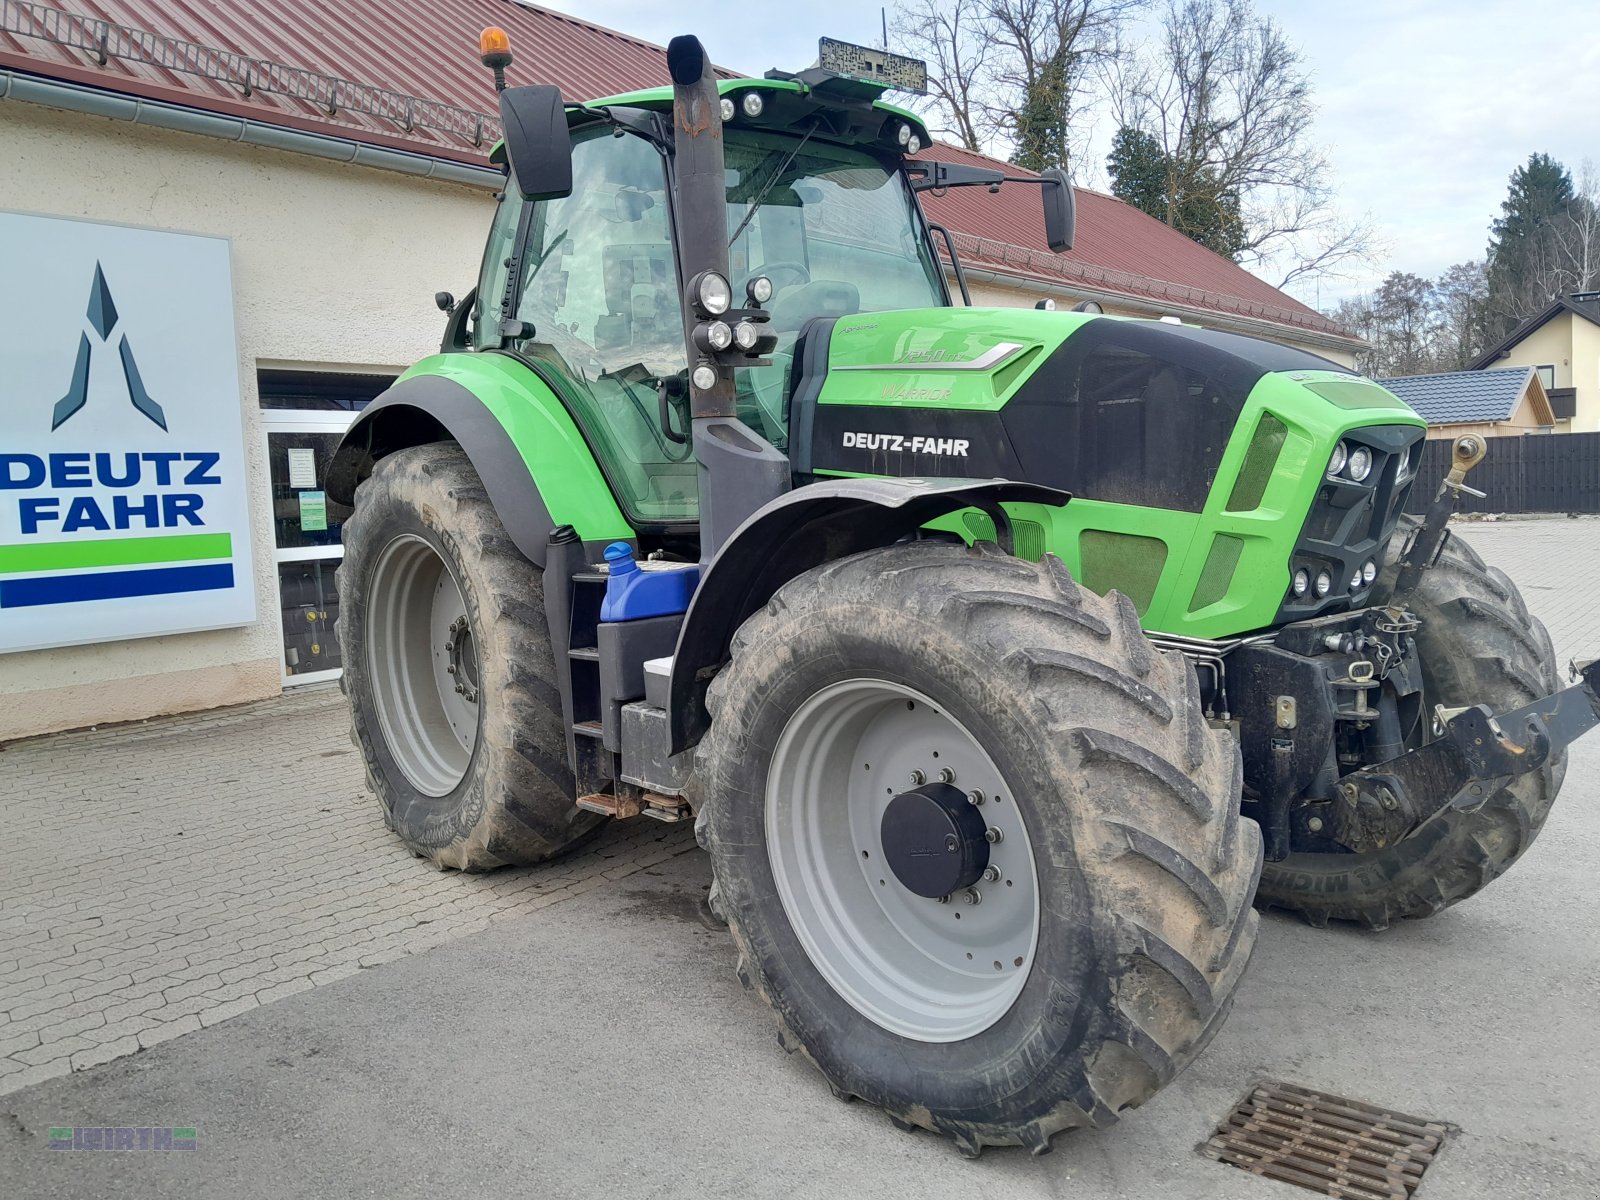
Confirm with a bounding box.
[326,355,632,568]
[667,477,1070,752]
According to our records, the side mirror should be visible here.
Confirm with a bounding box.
[498,85,573,202]
[1040,167,1075,254]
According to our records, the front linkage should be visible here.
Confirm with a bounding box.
[1232,434,1598,860]
[1334,655,1599,853]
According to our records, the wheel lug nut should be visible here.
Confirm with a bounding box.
[444,641,454,652]
[984,827,1002,844]
[982,865,1000,882]
[908,769,926,786]
[937,767,955,784]
[454,684,464,694]
[964,888,982,905]
[967,789,985,806]
[446,664,457,674]
[936,894,951,904]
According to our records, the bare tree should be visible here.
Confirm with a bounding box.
[983,0,1144,171]
[1108,0,1374,283]
[1330,261,1490,377]
[892,0,1144,171]
[892,0,994,151]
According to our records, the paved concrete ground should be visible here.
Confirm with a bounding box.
[1,517,1597,1198]
[0,687,693,1094]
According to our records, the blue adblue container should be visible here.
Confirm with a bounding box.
[600,542,701,622]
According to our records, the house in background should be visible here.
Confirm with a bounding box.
[1380,367,1556,440]
[1470,293,1600,432]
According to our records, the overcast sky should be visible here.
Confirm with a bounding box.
[531,0,1600,309]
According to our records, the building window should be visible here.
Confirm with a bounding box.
[1536,364,1556,390]
[258,370,395,684]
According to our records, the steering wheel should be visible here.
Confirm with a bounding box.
[753,261,811,293]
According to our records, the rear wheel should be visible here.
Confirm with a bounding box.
[338,443,601,870]
[691,542,1260,1155]
[1256,518,1565,927]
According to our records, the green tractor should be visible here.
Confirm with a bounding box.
[326,31,1600,1155]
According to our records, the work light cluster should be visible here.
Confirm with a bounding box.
[717,88,924,154]
[686,271,778,392]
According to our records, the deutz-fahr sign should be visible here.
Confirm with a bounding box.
[0,212,255,654]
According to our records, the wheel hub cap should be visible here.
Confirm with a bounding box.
[881,782,990,898]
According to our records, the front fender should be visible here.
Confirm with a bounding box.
[667,476,1071,752]
[325,354,632,568]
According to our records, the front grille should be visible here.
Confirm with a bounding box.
[1277,424,1423,623]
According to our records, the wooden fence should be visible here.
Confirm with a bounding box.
[1404,432,1600,514]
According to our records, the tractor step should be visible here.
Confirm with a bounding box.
[576,792,643,819]
[641,793,692,822]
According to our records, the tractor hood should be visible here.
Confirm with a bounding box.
[788,308,1422,500]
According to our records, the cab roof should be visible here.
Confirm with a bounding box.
[576,77,931,153]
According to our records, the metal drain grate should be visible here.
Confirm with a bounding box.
[1203,1081,1448,1199]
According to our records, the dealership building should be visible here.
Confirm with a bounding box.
[0,0,1361,741]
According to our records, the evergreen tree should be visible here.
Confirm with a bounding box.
[1485,153,1575,337]
[1107,124,1248,260]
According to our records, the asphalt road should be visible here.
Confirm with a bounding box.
[4,520,1598,1199]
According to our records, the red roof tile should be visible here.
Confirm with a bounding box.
[0,0,1351,342]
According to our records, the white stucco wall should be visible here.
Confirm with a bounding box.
[0,102,495,740]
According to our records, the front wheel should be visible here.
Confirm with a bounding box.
[337,443,600,870]
[691,543,1261,1155]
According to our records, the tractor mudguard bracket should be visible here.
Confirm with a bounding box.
[1332,657,1600,852]
[665,476,1071,753]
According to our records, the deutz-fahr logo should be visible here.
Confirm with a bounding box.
[841,432,971,456]
[52,263,168,431]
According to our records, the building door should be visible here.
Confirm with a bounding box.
[258,370,394,686]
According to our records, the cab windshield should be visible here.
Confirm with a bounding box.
[484,124,944,523]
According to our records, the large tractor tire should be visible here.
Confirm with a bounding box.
[691,542,1261,1156]
[337,443,601,870]
[1256,517,1565,927]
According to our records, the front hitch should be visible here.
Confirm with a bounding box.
[1331,657,1600,852]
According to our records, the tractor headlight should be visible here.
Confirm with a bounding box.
[1313,569,1332,598]
[747,275,773,305]
[1291,568,1310,597]
[692,270,732,315]
[1362,559,1378,584]
[1350,569,1364,592]
[1327,441,1349,478]
[719,96,735,122]
[733,320,759,351]
[691,364,718,391]
[1346,445,1373,482]
[741,90,765,118]
[906,133,922,154]
[897,122,912,146]
[704,320,733,351]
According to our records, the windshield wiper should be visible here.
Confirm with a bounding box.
[727,122,818,248]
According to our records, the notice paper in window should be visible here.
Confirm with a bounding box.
[287,447,317,489]
[299,490,328,532]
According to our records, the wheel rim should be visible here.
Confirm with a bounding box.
[766,680,1041,1043]
[367,534,478,797]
